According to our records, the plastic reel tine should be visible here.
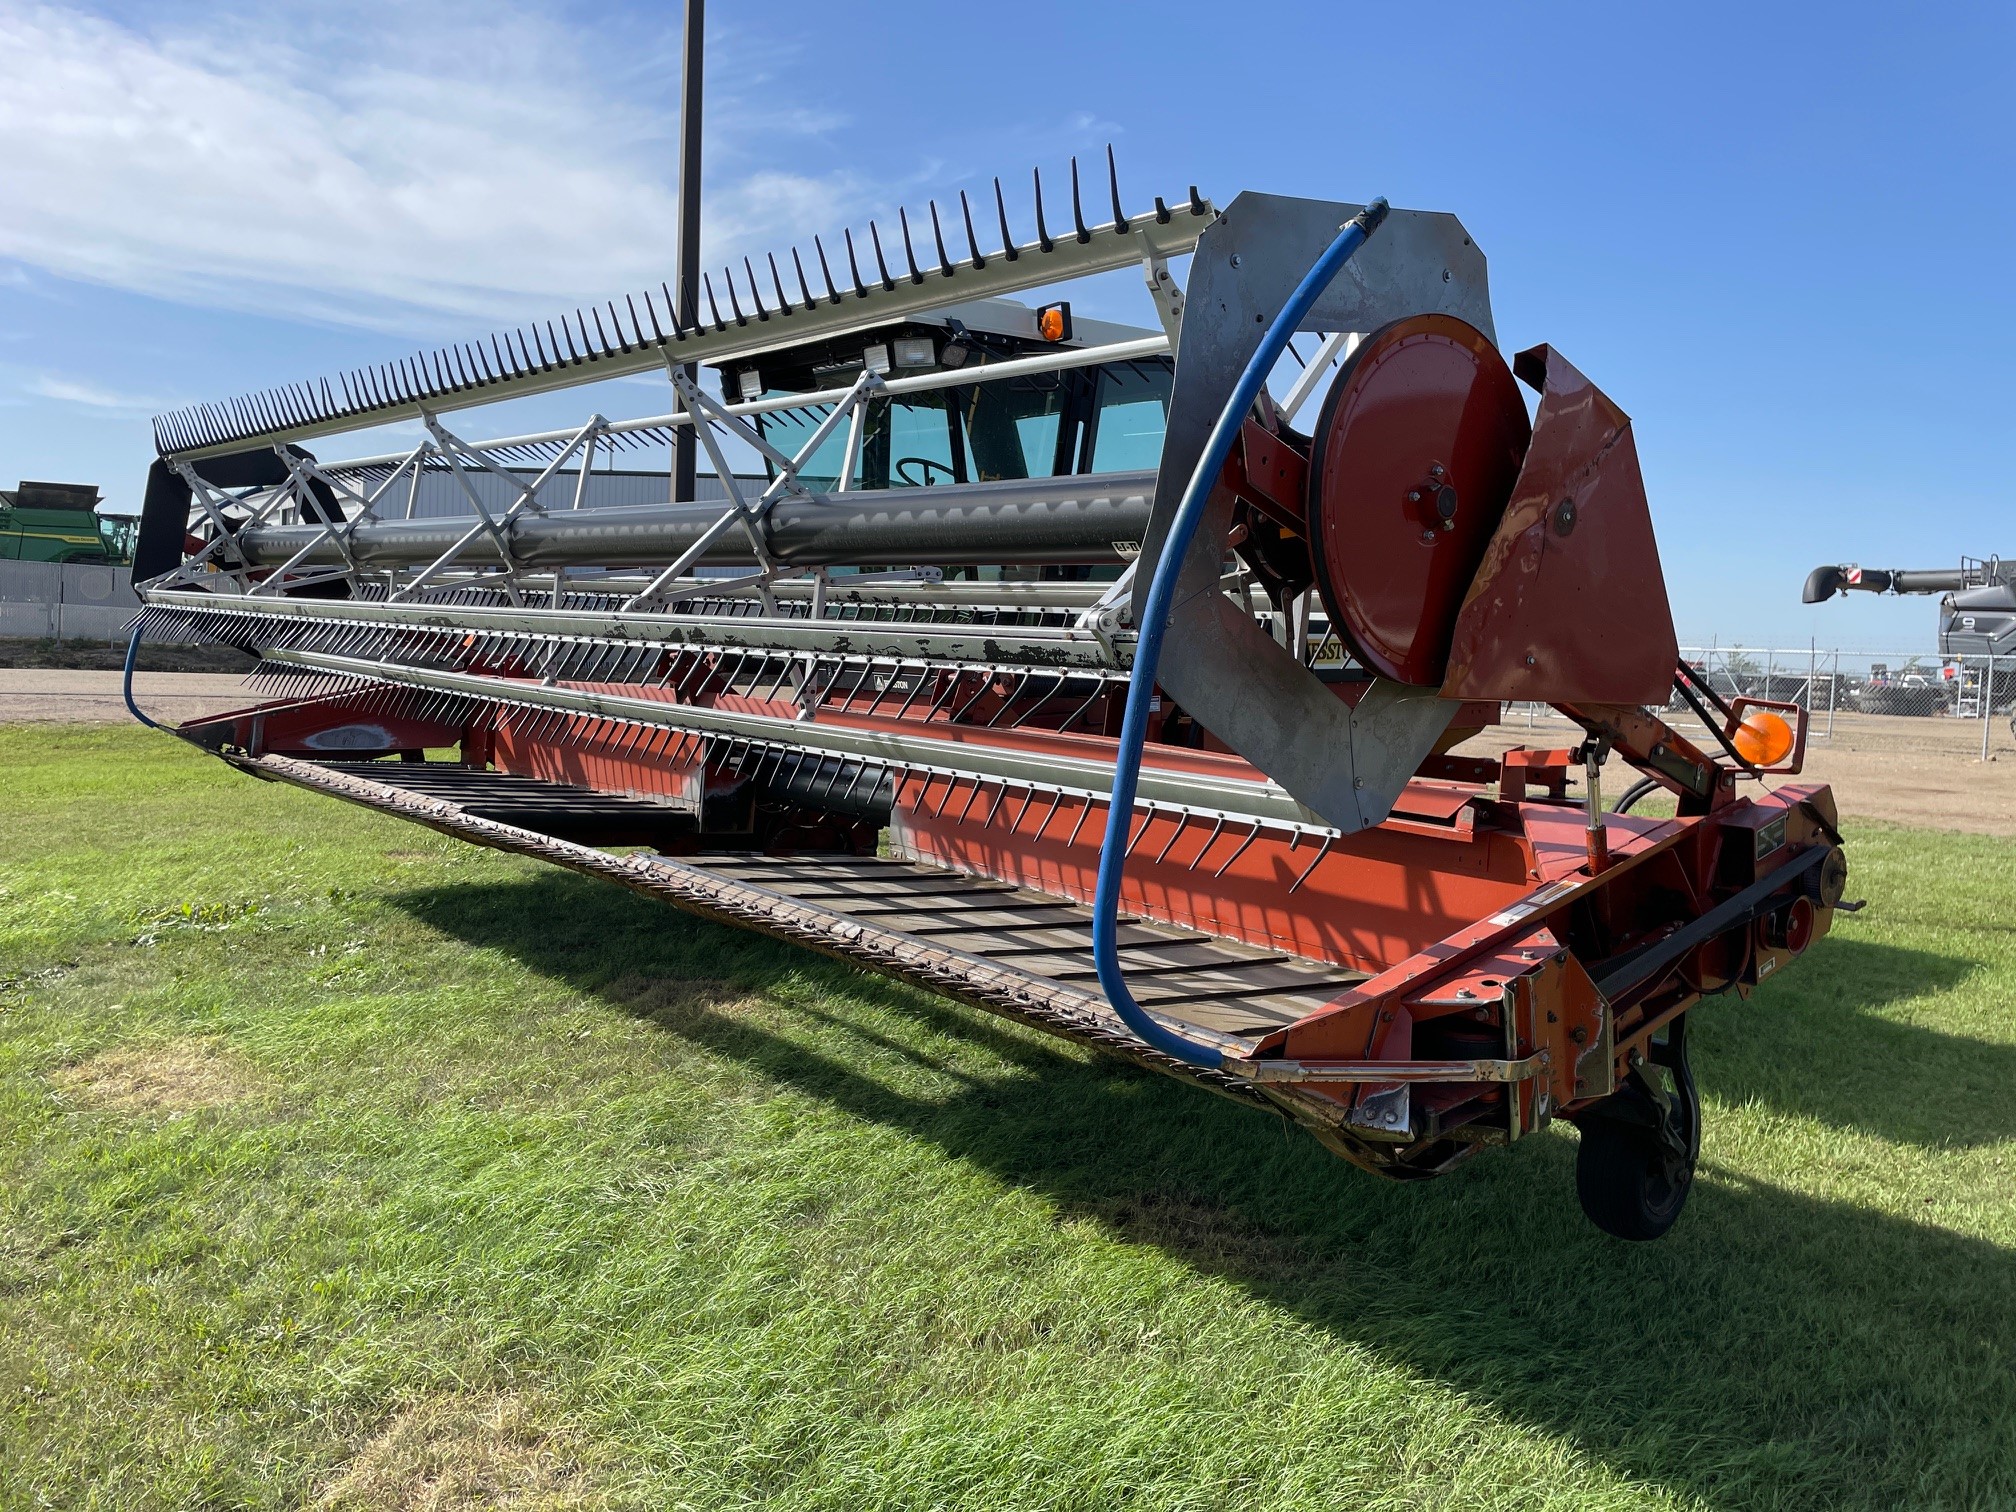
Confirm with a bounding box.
[1032,167,1054,252]
[1070,157,1091,243]
[814,236,843,301]
[1104,145,1129,231]
[740,257,769,318]
[866,222,896,291]
[721,269,748,324]
[841,230,868,297]
[957,191,986,270]
[926,201,954,277]
[659,282,682,337]
[896,207,923,284]
[640,291,666,342]
[994,177,1018,261]
[570,311,592,360]
[703,273,724,329]
[587,305,610,353]
[763,253,791,316]
[1188,185,1207,216]
[789,248,817,309]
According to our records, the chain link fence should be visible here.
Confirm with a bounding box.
[1500,645,2016,763]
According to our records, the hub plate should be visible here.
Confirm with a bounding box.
[1307,315,1530,686]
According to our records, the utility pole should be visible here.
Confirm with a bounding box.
[671,0,704,503]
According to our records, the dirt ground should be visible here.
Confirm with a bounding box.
[0,669,253,725]
[7,667,2011,836]
[1458,709,2016,838]
[0,637,254,673]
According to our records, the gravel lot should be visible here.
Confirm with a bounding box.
[9,669,2011,836]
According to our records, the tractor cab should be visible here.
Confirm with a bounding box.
[708,297,1172,495]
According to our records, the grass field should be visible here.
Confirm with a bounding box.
[3,726,2013,1510]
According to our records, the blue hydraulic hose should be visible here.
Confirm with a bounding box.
[122,619,160,729]
[1092,198,1391,1069]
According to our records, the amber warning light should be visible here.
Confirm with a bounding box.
[1725,698,1805,772]
[1036,301,1073,342]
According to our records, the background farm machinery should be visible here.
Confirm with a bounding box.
[126,164,1846,1239]
[1806,557,2016,719]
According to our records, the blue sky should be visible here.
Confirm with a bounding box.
[1,0,2008,649]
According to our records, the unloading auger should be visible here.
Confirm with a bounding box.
[129,157,1846,1239]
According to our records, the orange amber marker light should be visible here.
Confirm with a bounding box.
[1037,307,1067,341]
[1732,710,1795,766]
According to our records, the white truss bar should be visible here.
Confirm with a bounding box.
[317,334,1169,475]
[158,201,1209,462]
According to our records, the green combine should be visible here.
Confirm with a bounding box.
[0,481,134,565]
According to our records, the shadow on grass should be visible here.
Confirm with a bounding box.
[1702,934,2016,1148]
[398,872,2015,1509]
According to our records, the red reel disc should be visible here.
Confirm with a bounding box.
[1306,314,1531,686]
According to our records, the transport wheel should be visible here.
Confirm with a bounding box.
[1574,1014,1700,1241]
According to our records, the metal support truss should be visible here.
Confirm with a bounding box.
[389,415,606,604]
[620,368,882,613]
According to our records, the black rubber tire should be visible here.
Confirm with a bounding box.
[1575,1117,1694,1241]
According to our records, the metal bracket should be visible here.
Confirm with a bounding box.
[1130,192,1497,832]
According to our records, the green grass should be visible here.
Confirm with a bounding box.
[3,726,2014,1510]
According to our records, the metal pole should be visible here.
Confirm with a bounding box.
[1985,654,1996,762]
[671,0,704,505]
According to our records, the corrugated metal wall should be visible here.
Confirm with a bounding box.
[0,560,134,642]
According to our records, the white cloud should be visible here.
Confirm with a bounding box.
[0,2,872,334]
[25,372,166,411]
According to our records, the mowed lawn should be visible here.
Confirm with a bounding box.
[3,726,2013,1511]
